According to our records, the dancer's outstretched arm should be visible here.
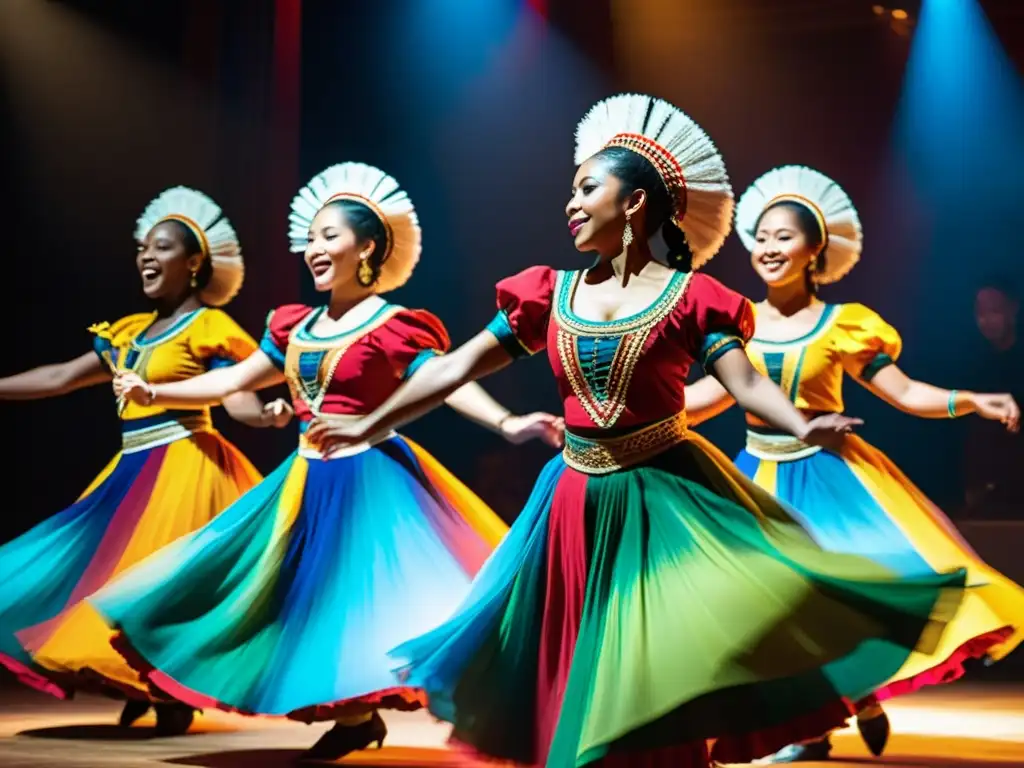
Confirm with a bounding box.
[683,375,734,426]
[863,365,1019,431]
[0,352,110,400]
[115,351,285,408]
[306,330,515,451]
[306,336,858,455]
[444,381,564,447]
[708,348,861,449]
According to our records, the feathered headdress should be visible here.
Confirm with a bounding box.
[135,186,244,307]
[574,93,734,268]
[735,165,863,285]
[288,162,421,294]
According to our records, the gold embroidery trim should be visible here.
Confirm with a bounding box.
[702,335,743,366]
[562,412,689,475]
[121,412,212,453]
[552,270,692,429]
[283,307,402,415]
[553,270,692,337]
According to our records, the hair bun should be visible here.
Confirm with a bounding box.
[662,220,693,273]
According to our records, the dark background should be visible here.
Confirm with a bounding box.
[1,0,1023,532]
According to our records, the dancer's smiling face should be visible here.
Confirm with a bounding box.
[565,148,668,260]
[750,203,824,289]
[304,202,381,292]
[136,220,206,301]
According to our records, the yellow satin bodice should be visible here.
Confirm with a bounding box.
[90,307,257,421]
[745,302,901,425]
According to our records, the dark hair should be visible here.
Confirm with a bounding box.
[755,200,826,293]
[162,219,213,293]
[592,145,694,272]
[977,275,1019,302]
[325,199,390,281]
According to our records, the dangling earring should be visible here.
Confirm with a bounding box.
[622,212,634,250]
[806,256,819,293]
[357,257,375,287]
[189,269,199,289]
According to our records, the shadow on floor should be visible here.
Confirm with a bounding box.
[168,746,469,767]
[17,724,163,741]
[168,749,307,767]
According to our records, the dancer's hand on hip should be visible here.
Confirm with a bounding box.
[305,416,371,454]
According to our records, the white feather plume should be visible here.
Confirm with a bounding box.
[735,165,862,285]
[574,93,734,268]
[289,162,421,294]
[134,186,244,307]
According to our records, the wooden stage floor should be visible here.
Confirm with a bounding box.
[0,683,1022,767]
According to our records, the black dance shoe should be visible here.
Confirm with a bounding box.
[153,703,195,736]
[118,700,151,727]
[298,711,387,763]
[857,708,890,756]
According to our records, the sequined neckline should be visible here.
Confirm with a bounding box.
[554,269,691,337]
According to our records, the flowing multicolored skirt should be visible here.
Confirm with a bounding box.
[89,432,507,722]
[0,411,260,700]
[389,416,969,768]
[736,427,1024,700]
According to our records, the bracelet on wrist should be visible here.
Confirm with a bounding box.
[496,413,514,430]
[947,389,959,418]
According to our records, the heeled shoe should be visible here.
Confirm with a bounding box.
[118,700,151,727]
[763,737,833,763]
[298,711,387,763]
[153,703,195,736]
[857,709,890,756]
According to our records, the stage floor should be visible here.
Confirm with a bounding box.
[1,684,1023,767]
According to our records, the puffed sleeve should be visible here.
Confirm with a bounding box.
[88,313,153,365]
[190,309,259,370]
[680,273,756,368]
[486,265,557,358]
[377,309,452,380]
[835,303,902,382]
[259,304,314,371]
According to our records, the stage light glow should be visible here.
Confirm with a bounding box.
[894,0,1023,201]
[872,5,887,15]
[892,8,909,20]
[889,0,1024,322]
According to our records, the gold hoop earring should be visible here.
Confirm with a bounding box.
[622,213,634,250]
[357,258,375,287]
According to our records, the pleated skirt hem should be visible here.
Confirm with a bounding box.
[391,434,968,768]
[94,436,507,721]
[0,431,259,701]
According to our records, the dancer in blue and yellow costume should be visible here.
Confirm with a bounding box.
[685,165,1024,761]
[0,186,293,734]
